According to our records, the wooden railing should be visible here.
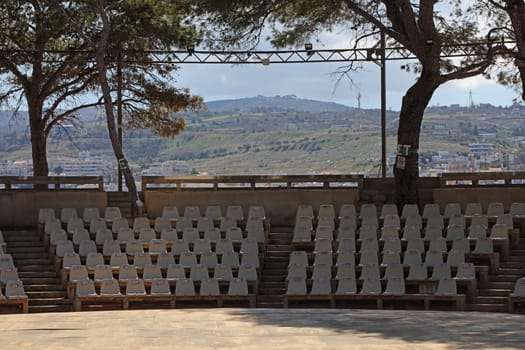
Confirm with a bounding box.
[142,174,364,191]
[440,172,525,187]
[0,176,104,190]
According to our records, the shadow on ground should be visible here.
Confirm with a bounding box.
[224,308,525,349]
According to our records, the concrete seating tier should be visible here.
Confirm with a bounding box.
[0,252,29,313]
[284,202,524,311]
[37,205,267,312]
[73,277,256,311]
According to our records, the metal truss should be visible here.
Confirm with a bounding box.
[0,40,516,65]
[143,41,516,65]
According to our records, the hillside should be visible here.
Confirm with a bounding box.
[1,97,523,178]
[206,95,354,113]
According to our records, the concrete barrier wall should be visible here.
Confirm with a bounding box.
[433,187,525,212]
[145,189,360,226]
[0,191,106,227]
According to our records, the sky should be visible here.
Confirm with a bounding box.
[176,61,517,110]
[175,28,519,111]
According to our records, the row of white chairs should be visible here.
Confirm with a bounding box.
[62,251,260,270]
[0,254,15,270]
[45,214,265,235]
[512,277,525,297]
[295,236,496,256]
[286,275,461,297]
[160,205,266,222]
[68,263,259,284]
[509,278,525,312]
[290,247,490,268]
[293,219,510,243]
[0,279,27,299]
[39,205,267,226]
[54,238,260,258]
[295,209,514,232]
[295,202,525,221]
[39,207,122,225]
[49,227,264,248]
[0,230,5,252]
[45,216,266,244]
[76,277,252,298]
[287,262,475,281]
[0,267,19,285]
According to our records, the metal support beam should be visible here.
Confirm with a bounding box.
[117,56,123,192]
[0,40,514,65]
[380,31,387,178]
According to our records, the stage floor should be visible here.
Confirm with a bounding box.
[0,308,523,349]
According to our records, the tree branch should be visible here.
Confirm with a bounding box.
[342,0,407,46]
[42,74,100,125]
[44,100,104,137]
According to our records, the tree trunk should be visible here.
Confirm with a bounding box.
[48,0,141,216]
[28,101,48,176]
[95,53,140,217]
[507,1,525,100]
[394,71,438,209]
[84,0,140,218]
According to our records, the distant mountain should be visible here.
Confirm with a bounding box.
[0,111,28,132]
[0,106,104,133]
[206,95,354,113]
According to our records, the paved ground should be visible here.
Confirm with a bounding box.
[0,308,523,349]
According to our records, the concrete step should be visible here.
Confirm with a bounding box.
[6,246,47,253]
[497,267,522,275]
[29,297,70,306]
[24,284,65,292]
[477,289,513,297]
[16,265,56,272]
[499,262,524,268]
[266,245,293,252]
[486,281,515,289]
[256,303,283,308]
[259,281,286,289]
[10,252,49,260]
[15,258,53,265]
[29,304,72,313]
[265,251,292,259]
[263,257,286,265]
[258,288,286,295]
[256,294,283,302]
[261,269,287,276]
[468,304,508,313]
[261,275,285,283]
[5,235,41,242]
[267,239,292,245]
[269,227,293,234]
[18,271,58,278]
[474,296,508,304]
[263,262,289,269]
[267,233,291,239]
[256,302,283,308]
[20,277,61,285]
[265,255,289,261]
[506,256,525,262]
[489,275,522,283]
[26,291,67,299]
[3,241,44,248]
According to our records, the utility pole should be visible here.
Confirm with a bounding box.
[117,54,123,192]
[380,31,387,178]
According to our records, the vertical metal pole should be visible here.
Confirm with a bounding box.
[117,55,123,192]
[380,31,387,178]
